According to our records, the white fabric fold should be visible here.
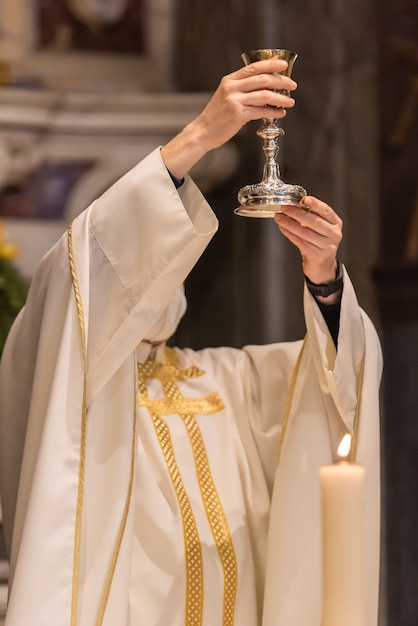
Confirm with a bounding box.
[0,148,382,626]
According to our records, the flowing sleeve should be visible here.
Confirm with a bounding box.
[260,266,383,626]
[0,147,218,559]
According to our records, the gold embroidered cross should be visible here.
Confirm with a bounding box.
[137,347,237,626]
[137,352,225,416]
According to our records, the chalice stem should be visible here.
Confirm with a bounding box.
[257,118,285,185]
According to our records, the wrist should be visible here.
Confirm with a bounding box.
[305,261,343,302]
[161,119,214,180]
[303,258,338,285]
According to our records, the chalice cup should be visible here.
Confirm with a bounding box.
[235,48,307,217]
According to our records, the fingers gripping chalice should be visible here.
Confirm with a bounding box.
[235,49,307,217]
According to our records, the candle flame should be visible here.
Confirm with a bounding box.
[337,433,352,460]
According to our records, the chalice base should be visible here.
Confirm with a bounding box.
[235,181,307,217]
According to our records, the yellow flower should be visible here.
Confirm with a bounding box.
[0,221,19,260]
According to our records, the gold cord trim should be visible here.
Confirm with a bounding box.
[138,347,237,626]
[68,223,137,626]
[277,322,366,464]
[347,317,366,464]
[95,364,137,626]
[68,223,88,626]
[277,337,307,464]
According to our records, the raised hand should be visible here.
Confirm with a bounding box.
[161,59,297,180]
[274,196,343,292]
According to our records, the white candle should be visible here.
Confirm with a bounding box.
[319,435,366,626]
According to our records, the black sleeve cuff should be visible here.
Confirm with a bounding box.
[315,299,341,348]
[167,169,185,189]
[304,261,343,298]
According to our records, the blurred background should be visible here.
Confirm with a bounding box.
[0,0,417,624]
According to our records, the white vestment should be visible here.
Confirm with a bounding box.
[0,148,383,626]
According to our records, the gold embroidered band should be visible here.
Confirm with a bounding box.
[138,347,238,626]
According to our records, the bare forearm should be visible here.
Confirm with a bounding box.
[161,120,212,181]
